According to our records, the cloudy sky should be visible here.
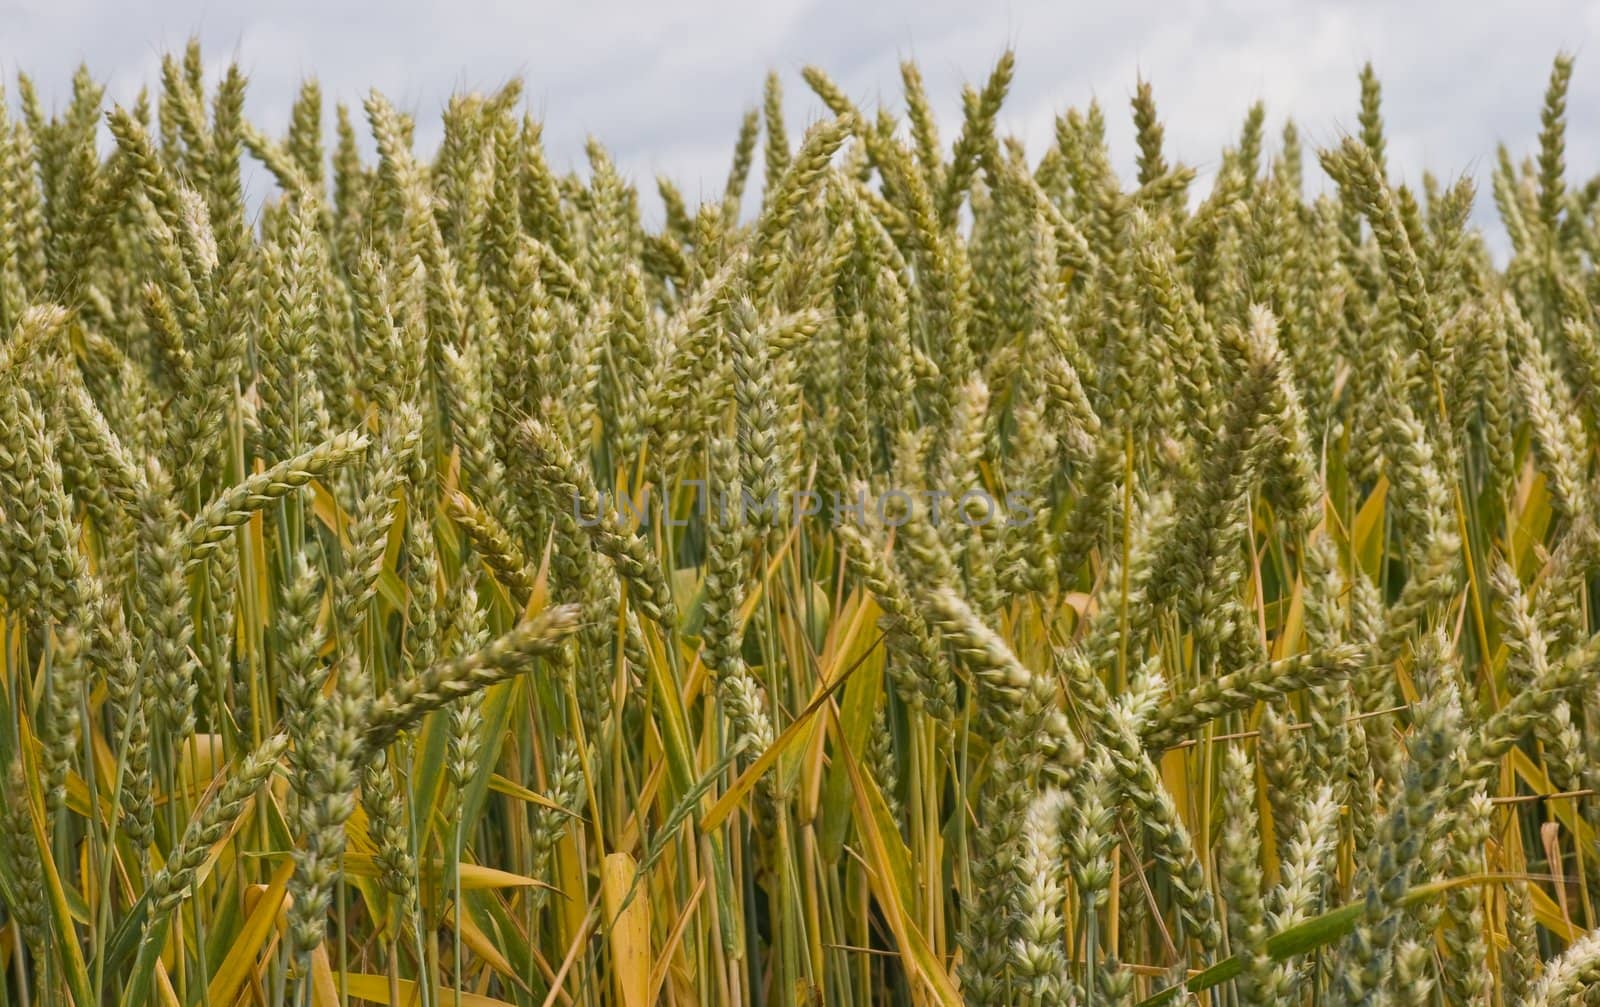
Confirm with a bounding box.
[5,0,1599,245]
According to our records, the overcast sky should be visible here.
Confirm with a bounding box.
[5,1,1599,248]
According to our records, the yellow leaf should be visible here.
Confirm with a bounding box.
[601,853,651,1007]
[1352,476,1389,579]
[340,973,517,1007]
[338,854,561,893]
[309,945,339,1007]
[445,904,527,992]
[1527,882,1585,943]
[487,773,582,817]
[206,859,295,1007]
[649,879,705,1004]
[177,733,227,798]
[1275,567,1305,660]
[701,591,873,831]
[310,479,346,544]
[831,707,962,1007]
[1510,747,1596,849]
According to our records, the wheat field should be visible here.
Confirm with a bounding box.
[2,41,1600,1007]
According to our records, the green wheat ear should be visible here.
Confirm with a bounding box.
[2,41,1600,1007]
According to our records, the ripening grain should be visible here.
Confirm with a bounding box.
[1,40,1600,1007]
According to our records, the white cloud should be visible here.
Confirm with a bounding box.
[3,0,1596,250]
